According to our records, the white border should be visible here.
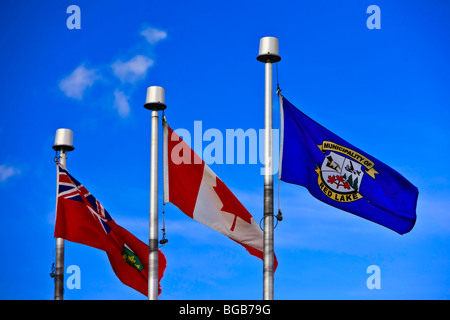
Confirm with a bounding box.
[278,94,284,179]
[163,121,169,203]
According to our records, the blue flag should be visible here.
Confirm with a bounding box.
[279,96,418,234]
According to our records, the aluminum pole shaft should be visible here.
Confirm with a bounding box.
[54,151,66,300]
[148,110,159,300]
[263,61,274,300]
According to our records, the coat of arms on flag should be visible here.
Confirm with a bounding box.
[317,151,364,202]
[315,140,379,203]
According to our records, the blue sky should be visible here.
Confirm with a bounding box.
[0,0,449,300]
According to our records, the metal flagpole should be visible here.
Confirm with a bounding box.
[52,128,74,300]
[257,37,280,300]
[144,86,167,300]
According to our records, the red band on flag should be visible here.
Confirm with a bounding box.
[165,125,204,218]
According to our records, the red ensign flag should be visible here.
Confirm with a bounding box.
[54,164,166,296]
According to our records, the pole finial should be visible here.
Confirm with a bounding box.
[257,37,281,63]
[144,86,167,111]
[53,128,74,152]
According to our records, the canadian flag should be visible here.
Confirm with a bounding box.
[163,122,277,269]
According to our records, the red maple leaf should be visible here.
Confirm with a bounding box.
[213,177,253,231]
[327,175,336,184]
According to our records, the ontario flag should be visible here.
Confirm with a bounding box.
[279,95,418,234]
[163,121,277,269]
[54,163,166,296]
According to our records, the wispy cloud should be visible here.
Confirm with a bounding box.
[59,64,99,100]
[113,89,130,118]
[111,55,154,83]
[140,27,167,44]
[58,26,167,118]
[0,164,21,182]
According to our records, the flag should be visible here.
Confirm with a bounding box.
[163,121,277,269]
[279,96,418,234]
[54,163,166,296]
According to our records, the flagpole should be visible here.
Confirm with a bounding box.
[144,86,166,300]
[52,128,74,300]
[257,37,280,300]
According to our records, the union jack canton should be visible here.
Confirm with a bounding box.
[57,163,112,234]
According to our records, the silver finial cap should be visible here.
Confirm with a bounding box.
[53,128,74,151]
[144,86,166,111]
[257,37,281,63]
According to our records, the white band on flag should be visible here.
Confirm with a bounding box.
[163,121,170,204]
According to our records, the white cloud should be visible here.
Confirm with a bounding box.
[111,55,154,83]
[0,165,21,182]
[113,89,130,118]
[140,27,167,44]
[58,26,167,118]
[59,64,99,99]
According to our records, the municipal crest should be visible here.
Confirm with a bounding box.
[321,151,364,193]
[316,141,379,203]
